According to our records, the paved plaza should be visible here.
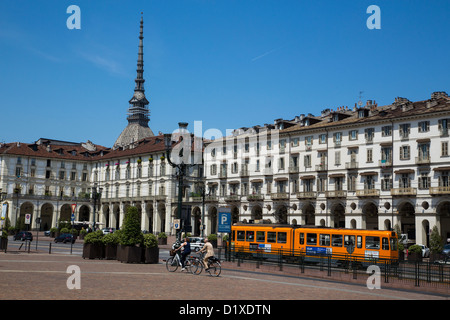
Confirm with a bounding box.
[0,249,447,301]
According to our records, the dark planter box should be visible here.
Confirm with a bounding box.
[210,240,217,248]
[158,238,167,245]
[118,245,143,263]
[83,243,105,259]
[105,244,118,260]
[407,252,423,262]
[144,247,159,264]
[0,238,8,251]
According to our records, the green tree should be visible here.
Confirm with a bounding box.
[429,225,443,254]
[119,206,143,246]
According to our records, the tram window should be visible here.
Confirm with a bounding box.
[237,231,245,241]
[306,233,317,245]
[246,231,255,242]
[267,232,276,243]
[357,236,363,249]
[382,237,389,250]
[299,233,304,245]
[256,231,265,242]
[319,234,330,246]
[344,235,355,247]
[332,234,343,247]
[390,238,398,251]
[278,232,287,243]
[365,236,380,249]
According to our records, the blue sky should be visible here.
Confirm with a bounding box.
[1,0,449,147]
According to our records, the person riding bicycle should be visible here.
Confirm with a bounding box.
[174,237,191,271]
[199,238,214,270]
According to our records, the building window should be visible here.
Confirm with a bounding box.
[319,134,327,144]
[349,130,358,141]
[333,132,342,145]
[399,123,410,139]
[367,149,373,163]
[399,145,410,160]
[400,173,411,189]
[381,174,392,191]
[304,155,311,168]
[382,126,392,137]
[439,171,449,187]
[418,173,430,190]
[365,128,374,142]
[334,151,341,166]
[442,142,449,157]
[418,121,430,133]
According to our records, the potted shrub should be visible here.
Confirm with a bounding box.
[208,234,218,248]
[50,227,58,238]
[143,233,159,264]
[118,206,144,263]
[158,232,167,245]
[429,226,443,262]
[79,228,87,240]
[82,230,104,259]
[0,228,8,251]
[407,244,423,262]
[70,228,78,240]
[103,231,119,260]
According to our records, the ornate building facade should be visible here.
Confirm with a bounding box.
[0,16,449,246]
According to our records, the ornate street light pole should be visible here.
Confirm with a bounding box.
[90,184,103,231]
[164,122,195,243]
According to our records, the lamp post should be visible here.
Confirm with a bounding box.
[164,122,195,243]
[90,184,103,231]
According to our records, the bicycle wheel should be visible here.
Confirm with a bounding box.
[166,257,179,272]
[207,261,221,277]
[190,258,203,275]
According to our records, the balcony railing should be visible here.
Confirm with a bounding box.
[345,162,358,169]
[356,189,380,197]
[296,191,317,199]
[379,159,392,167]
[430,186,450,195]
[247,194,264,201]
[325,190,347,198]
[391,187,417,196]
[225,194,241,202]
[270,192,289,200]
[415,156,430,165]
[289,166,299,173]
[315,164,327,171]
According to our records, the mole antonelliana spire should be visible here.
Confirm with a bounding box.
[114,13,154,149]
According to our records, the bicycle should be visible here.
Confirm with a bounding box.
[194,252,221,277]
[166,251,196,273]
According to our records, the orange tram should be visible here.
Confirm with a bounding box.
[231,223,399,266]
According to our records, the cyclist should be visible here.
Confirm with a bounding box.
[174,237,191,271]
[199,238,214,270]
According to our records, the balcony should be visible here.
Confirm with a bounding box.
[219,171,227,178]
[356,189,380,197]
[345,162,358,170]
[289,166,299,173]
[430,186,450,195]
[391,187,417,196]
[225,194,241,202]
[379,159,392,167]
[270,192,289,200]
[325,190,347,198]
[415,156,430,165]
[247,194,264,201]
[204,195,218,202]
[296,191,317,199]
[315,164,327,171]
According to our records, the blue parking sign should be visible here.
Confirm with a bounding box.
[218,209,231,233]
